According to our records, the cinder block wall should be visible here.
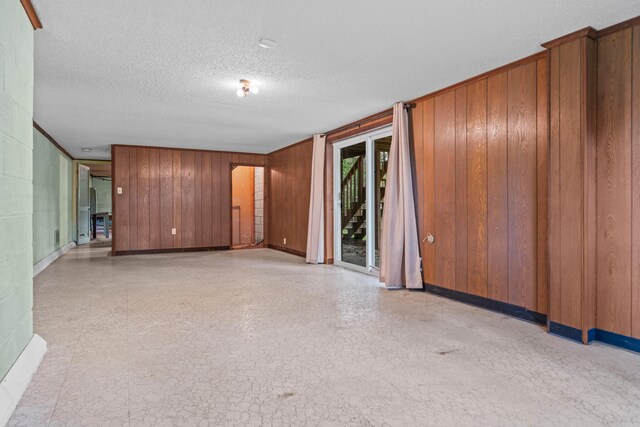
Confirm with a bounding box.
[33,128,72,264]
[0,0,35,379]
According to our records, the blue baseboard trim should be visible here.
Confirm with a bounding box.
[595,329,640,353]
[422,283,547,325]
[548,321,583,343]
[548,322,640,353]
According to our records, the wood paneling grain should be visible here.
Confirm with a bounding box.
[172,150,182,248]
[466,79,488,297]
[195,155,202,248]
[487,71,509,302]
[536,57,550,315]
[201,152,212,247]
[549,46,562,323]
[159,149,173,249]
[181,151,196,247]
[633,26,640,339]
[434,92,457,289]
[558,39,584,329]
[149,149,160,249]
[422,98,436,285]
[112,146,265,254]
[137,148,150,250]
[211,153,222,246]
[113,147,129,251]
[455,87,469,293]
[266,139,314,255]
[596,29,633,336]
[507,62,538,309]
[128,148,138,250]
[219,153,231,246]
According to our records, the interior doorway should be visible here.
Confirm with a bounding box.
[231,165,264,249]
[74,160,112,247]
[333,127,391,273]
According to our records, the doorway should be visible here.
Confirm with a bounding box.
[333,127,391,272]
[231,165,264,248]
[75,161,112,247]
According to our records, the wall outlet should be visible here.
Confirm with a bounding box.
[117,187,123,194]
[172,228,176,235]
[283,237,286,245]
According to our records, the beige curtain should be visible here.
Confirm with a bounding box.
[379,103,422,289]
[306,134,326,263]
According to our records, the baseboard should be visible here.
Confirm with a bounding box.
[267,244,306,258]
[595,329,640,353]
[33,242,75,277]
[423,283,547,325]
[0,334,47,427]
[113,246,230,256]
[548,321,583,343]
[549,322,640,352]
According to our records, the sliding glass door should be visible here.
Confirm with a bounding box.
[334,127,391,273]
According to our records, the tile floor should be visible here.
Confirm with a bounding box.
[8,245,640,426]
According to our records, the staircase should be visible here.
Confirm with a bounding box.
[341,150,388,242]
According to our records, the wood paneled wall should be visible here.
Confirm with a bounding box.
[112,145,265,254]
[266,139,313,256]
[595,24,640,339]
[547,33,598,339]
[412,54,549,314]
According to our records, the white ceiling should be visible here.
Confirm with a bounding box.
[32,1,640,159]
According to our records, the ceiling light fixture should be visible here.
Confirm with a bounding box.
[236,79,259,97]
[258,38,277,49]
[81,148,92,152]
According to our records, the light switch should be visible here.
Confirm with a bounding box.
[117,187,123,194]
[172,228,177,235]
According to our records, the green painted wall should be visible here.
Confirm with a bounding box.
[33,128,73,264]
[91,176,111,213]
[0,0,35,380]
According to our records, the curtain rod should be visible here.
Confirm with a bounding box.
[324,102,416,138]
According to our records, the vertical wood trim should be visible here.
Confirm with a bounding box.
[582,37,598,340]
[422,98,436,284]
[455,87,469,292]
[536,56,550,315]
[486,71,509,302]
[632,25,640,338]
[434,92,457,289]
[548,46,562,324]
[466,79,488,297]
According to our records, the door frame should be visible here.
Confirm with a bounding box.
[333,126,392,274]
[229,163,265,249]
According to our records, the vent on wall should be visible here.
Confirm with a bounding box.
[54,230,60,247]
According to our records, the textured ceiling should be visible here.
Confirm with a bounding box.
[32,0,640,159]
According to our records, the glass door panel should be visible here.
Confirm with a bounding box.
[373,136,391,268]
[340,141,367,267]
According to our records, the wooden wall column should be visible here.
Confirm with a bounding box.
[545,29,598,343]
